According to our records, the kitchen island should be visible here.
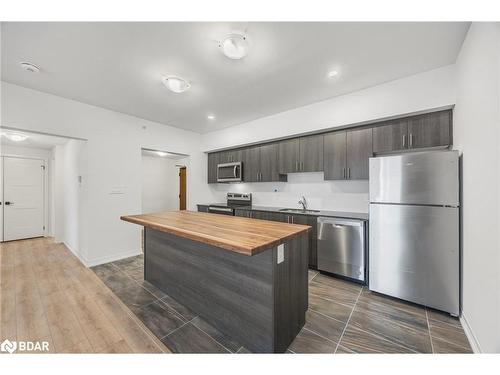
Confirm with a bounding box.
[121,211,311,353]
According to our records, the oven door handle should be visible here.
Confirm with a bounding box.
[208,207,233,213]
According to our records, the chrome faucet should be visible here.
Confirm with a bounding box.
[298,196,308,210]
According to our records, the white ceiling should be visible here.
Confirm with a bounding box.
[1,22,469,134]
[0,129,69,149]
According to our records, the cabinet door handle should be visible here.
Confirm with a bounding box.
[295,161,298,172]
[402,134,406,148]
[409,133,413,147]
[301,161,304,171]
[343,167,346,179]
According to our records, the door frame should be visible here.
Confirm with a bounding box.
[1,155,48,241]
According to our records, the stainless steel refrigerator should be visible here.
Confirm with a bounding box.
[369,150,460,316]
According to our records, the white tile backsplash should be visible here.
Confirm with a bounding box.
[209,172,369,213]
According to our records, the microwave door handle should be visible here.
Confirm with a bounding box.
[233,165,238,178]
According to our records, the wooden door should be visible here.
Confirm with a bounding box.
[278,138,300,173]
[179,167,187,210]
[407,110,451,149]
[299,135,324,172]
[207,153,219,184]
[346,128,373,180]
[372,119,408,153]
[259,143,280,182]
[323,131,347,180]
[242,146,260,182]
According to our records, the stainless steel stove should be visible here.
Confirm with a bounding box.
[208,193,252,215]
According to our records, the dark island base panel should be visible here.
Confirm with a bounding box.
[144,228,309,353]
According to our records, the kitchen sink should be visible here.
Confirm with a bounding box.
[279,208,321,213]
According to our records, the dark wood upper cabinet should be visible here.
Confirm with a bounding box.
[324,128,372,180]
[324,131,347,180]
[242,146,261,182]
[208,109,451,184]
[407,110,451,149]
[259,143,281,182]
[207,152,219,184]
[372,119,408,153]
[299,135,324,172]
[278,138,300,173]
[242,143,281,182]
[346,128,373,180]
[373,110,451,153]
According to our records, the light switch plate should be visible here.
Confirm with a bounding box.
[277,244,284,264]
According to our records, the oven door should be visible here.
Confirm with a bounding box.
[217,162,242,182]
[208,206,235,216]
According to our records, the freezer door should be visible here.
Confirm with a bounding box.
[369,204,459,316]
[369,151,459,206]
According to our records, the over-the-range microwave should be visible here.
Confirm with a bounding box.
[217,162,242,182]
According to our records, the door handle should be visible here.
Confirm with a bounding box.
[5,201,13,205]
[295,161,298,172]
[343,167,346,179]
[409,133,413,147]
[402,134,406,148]
[347,167,350,179]
[300,161,304,171]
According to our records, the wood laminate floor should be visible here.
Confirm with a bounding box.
[93,252,473,354]
[0,238,168,353]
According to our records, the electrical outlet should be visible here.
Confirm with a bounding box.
[277,244,284,264]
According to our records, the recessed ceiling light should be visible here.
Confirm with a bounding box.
[19,62,40,73]
[1,131,29,142]
[328,70,339,78]
[162,76,191,93]
[157,151,168,157]
[219,33,249,60]
[207,114,215,120]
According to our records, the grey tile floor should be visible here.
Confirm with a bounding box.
[92,255,473,354]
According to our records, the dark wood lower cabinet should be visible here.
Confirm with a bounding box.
[197,205,209,213]
[243,210,318,269]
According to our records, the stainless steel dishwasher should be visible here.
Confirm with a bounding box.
[317,217,367,282]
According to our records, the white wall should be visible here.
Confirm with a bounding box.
[141,155,185,213]
[0,144,52,236]
[201,65,456,212]
[1,82,207,266]
[453,23,500,353]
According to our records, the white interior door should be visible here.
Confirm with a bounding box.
[3,157,45,241]
[0,157,3,242]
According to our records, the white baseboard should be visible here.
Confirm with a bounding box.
[460,311,482,353]
[63,240,87,266]
[85,249,142,268]
[61,241,141,268]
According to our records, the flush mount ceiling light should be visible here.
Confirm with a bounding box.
[19,61,40,73]
[1,131,29,142]
[219,33,249,60]
[162,76,191,93]
[328,70,339,78]
[207,114,215,120]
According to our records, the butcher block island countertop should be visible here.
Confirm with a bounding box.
[120,210,311,256]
